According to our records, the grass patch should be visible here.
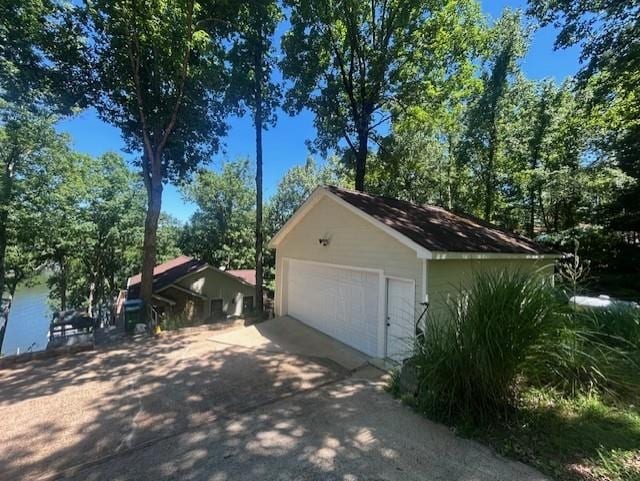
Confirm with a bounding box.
[160,314,199,331]
[390,377,640,480]
[474,389,640,481]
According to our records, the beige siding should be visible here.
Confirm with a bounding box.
[426,258,555,319]
[177,268,254,318]
[274,195,424,318]
[161,286,205,321]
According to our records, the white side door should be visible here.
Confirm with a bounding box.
[386,278,416,362]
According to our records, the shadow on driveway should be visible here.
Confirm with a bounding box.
[0,332,343,480]
[0,324,548,481]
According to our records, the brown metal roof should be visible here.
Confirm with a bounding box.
[326,186,550,255]
[127,256,207,298]
[226,269,256,286]
[127,256,257,299]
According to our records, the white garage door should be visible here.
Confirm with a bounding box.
[286,260,380,356]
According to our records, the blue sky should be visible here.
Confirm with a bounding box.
[56,0,582,223]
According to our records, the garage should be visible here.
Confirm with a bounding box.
[285,259,381,357]
[269,186,557,362]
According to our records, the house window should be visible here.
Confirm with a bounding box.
[242,296,254,313]
[210,299,224,319]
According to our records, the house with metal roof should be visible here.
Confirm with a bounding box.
[126,256,256,323]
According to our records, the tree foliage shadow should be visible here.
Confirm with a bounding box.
[0,333,344,480]
[0,329,547,481]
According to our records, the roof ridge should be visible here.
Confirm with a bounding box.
[324,185,551,255]
[127,255,202,286]
[325,185,541,246]
[325,185,423,208]
[326,185,460,215]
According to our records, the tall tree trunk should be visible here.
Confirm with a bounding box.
[528,142,544,236]
[254,31,264,315]
[528,183,536,237]
[484,134,497,222]
[0,156,15,301]
[451,137,463,211]
[140,172,163,317]
[354,129,368,192]
[445,136,454,210]
[537,188,549,230]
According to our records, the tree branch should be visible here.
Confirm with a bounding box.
[127,27,154,163]
[368,113,391,132]
[325,24,361,126]
[157,0,195,156]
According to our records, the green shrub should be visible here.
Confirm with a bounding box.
[525,308,640,399]
[581,307,640,349]
[161,313,196,331]
[537,226,640,277]
[413,270,559,424]
[405,270,640,425]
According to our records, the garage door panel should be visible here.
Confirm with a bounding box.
[286,260,380,356]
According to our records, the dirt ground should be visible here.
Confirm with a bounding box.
[0,319,548,481]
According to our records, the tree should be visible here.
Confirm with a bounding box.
[366,40,484,209]
[180,159,256,270]
[54,163,183,318]
[521,80,558,236]
[35,153,93,312]
[528,0,640,232]
[76,0,233,314]
[227,0,283,314]
[0,110,72,289]
[0,0,83,298]
[155,214,185,266]
[460,10,528,221]
[281,0,485,191]
[527,1,639,91]
[0,111,86,350]
[533,80,585,232]
[0,0,83,107]
[70,153,147,317]
[46,153,185,317]
[8,140,183,319]
[266,157,346,236]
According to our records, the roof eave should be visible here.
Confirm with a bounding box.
[268,186,325,249]
[268,186,433,259]
[429,251,562,260]
[268,187,558,261]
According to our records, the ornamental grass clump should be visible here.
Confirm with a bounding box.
[525,307,640,398]
[582,307,640,349]
[413,270,559,424]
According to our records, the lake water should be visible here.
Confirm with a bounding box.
[1,276,52,356]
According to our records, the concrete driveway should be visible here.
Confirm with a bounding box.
[0,317,547,481]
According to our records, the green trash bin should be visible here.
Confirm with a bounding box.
[124,299,145,333]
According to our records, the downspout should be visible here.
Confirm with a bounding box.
[416,259,429,346]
